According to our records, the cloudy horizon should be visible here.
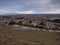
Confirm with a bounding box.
[0,0,60,15]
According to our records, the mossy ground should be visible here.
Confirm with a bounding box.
[0,25,60,45]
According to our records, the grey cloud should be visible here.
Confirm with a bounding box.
[0,0,60,14]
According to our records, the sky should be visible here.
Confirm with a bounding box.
[0,0,60,14]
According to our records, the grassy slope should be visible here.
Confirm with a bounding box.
[0,25,60,45]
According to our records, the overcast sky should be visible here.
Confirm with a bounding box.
[0,0,60,14]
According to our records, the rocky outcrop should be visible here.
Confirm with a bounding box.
[0,17,60,30]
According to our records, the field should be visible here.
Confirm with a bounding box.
[0,25,60,45]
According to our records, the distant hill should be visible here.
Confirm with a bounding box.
[0,14,60,19]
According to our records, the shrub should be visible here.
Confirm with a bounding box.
[9,21,16,25]
[17,21,22,25]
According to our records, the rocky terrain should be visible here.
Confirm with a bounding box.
[0,14,60,32]
[0,14,60,45]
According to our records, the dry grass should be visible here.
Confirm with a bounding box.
[0,25,60,45]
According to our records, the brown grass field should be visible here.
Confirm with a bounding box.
[0,25,60,45]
